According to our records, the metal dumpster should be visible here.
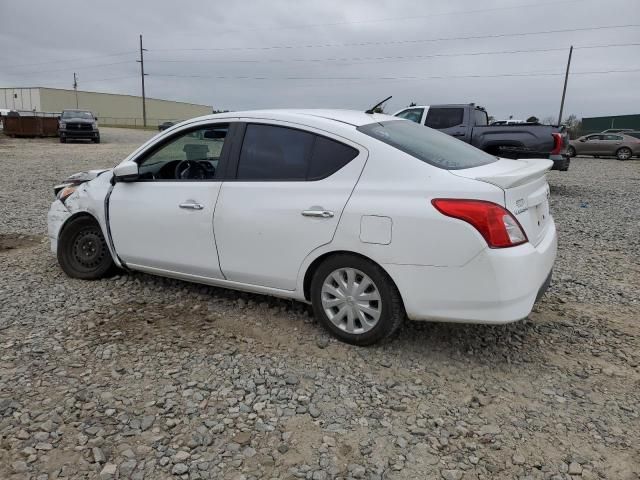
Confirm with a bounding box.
[2,111,59,137]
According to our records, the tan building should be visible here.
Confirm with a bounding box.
[0,87,212,127]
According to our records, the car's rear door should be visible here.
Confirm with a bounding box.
[109,122,236,278]
[602,134,624,155]
[213,121,367,290]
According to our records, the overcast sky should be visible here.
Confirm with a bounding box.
[1,0,638,120]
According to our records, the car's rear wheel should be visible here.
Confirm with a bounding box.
[616,147,632,161]
[57,216,115,279]
[59,137,66,143]
[567,146,576,157]
[310,254,404,345]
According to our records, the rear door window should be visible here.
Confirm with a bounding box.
[357,120,497,170]
[307,136,359,180]
[236,124,358,180]
[425,108,464,129]
[237,124,314,180]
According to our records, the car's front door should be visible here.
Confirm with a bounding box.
[109,122,234,278]
[213,122,367,291]
[580,134,604,155]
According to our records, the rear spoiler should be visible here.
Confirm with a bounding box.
[476,159,554,189]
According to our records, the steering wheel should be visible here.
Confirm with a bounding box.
[175,160,207,180]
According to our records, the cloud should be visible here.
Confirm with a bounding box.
[1,0,638,119]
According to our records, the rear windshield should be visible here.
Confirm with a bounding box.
[357,120,497,170]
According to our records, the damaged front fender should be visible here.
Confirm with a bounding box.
[53,169,110,196]
[47,168,122,268]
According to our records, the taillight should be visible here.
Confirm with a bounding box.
[431,199,528,248]
[551,133,563,155]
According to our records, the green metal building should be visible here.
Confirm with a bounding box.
[582,114,640,134]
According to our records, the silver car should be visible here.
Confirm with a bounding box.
[568,133,640,160]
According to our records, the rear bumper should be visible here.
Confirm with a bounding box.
[549,154,570,171]
[384,218,557,324]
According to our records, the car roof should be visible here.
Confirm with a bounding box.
[187,109,395,127]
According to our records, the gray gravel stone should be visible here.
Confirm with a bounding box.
[99,463,117,480]
[172,463,189,475]
[0,138,638,480]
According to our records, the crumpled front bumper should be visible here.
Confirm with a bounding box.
[47,200,71,254]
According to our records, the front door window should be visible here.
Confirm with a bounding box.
[138,125,229,180]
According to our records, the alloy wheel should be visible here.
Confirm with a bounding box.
[617,148,631,160]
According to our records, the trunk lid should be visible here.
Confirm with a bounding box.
[451,158,553,246]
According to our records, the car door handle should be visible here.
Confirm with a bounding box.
[302,209,334,218]
[179,202,204,210]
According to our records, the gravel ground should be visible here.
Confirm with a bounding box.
[0,128,639,480]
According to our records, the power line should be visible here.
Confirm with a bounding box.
[30,75,139,89]
[3,60,137,76]
[147,42,640,66]
[73,75,140,84]
[150,24,640,53]
[148,68,640,82]
[3,51,137,70]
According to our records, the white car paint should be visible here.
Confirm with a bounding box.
[48,109,557,325]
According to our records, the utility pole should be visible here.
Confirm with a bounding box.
[73,72,78,108]
[557,45,573,126]
[137,34,148,127]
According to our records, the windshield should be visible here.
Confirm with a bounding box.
[62,110,94,120]
[357,120,497,170]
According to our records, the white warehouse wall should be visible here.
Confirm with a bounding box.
[0,87,212,127]
[0,88,41,111]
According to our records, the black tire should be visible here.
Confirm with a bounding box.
[93,136,101,144]
[59,136,66,143]
[310,254,404,346]
[567,146,576,157]
[57,216,116,280]
[616,147,632,161]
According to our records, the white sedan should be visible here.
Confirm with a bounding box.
[47,109,556,345]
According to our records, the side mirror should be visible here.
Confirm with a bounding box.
[94,116,98,121]
[113,161,139,182]
[57,116,61,120]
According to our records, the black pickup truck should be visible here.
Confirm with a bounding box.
[394,103,570,170]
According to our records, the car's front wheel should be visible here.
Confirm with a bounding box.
[616,147,632,160]
[310,254,404,345]
[57,216,115,279]
[567,146,576,157]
